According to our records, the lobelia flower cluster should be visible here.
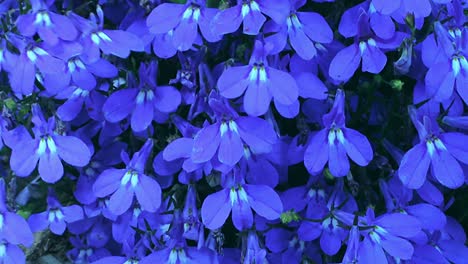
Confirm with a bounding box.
[0,0,467,263]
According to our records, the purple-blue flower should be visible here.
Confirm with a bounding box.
[9,105,91,183]
[103,62,181,132]
[398,107,468,189]
[304,89,373,177]
[217,40,299,116]
[93,139,162,216]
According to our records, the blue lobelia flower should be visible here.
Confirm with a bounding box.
[15,0,78,46]
[358,208,421,263]
[28,189,84,235]
[42,41,118,93]
[7,35,64,96]
[0,241,27,264]
[217,40,299,116]
[211,0,290,36]
[146,0,221,52]
[68,5,144,62]
[304,89,373,177]
[329,11,407,82]
[187,95,278,166]
[412,218,468,263]
[93,139,162,216]
[339,1,396,40]
[398,107,468,189]
[201,168,283,231]
[297,181,357,256]
[103,62,181,132]
[141,209,218,264]
[243,231,267,263]
[264,0,333,60]
[0,179,33,248]
[380,178,447,231]
[0,39,17,74]
[9,104,91,183]
[423,22,468,104]
[373,0,451,19]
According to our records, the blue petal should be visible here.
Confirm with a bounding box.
[376,213,421,238]
[131,101,154,132]
[201,188,231,230]
[231,197,253,230]
[54,135,91,167]
[237,116,277,154]
[242,9,266,35]
[342,128,373,166]
[245,184,283,220]
[135,175,162,213]
[320,230,342,256]
[146,3,185,34]
[218,129,244,166]
[380,233,414,260]
[304,129,329,175]
[398,143,431,189]
[211,6,243,35]
[298,12,333,43]
[361,44,387,74]
[358,237,387,263]
[163,138,193,161]
[93,168,125,198]
[406,203,446,231]
[430,148,464,189]
[172,20,198,51]
[268,68,299,105]
[329,44,361,82]
[38,152,64,183]
[10,139,39,177]
[154,86,181,113]
[191,123,221,163]
[103,88,138,123]
[218,65,251,99]
[108,186,134,216]
[328,139,350,177]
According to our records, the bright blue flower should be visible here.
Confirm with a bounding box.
[93,139,162,216]
[68,6,144,61]
[16,0,78,46]
[304,90,373,177]
[264,0,333,60]
[357,208,421,262]
[28,189,84,235]
[9,105,92,183]
[103,62,181,132]
[217,40,299,116]
[398,107,468,189]
[146,0,221,52]
[201,168,283,230]
[211,0,290,36]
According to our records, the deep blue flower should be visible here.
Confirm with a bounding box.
[69,6,144,61]
[201,168,283,230]
[8,105,91,183]
[28,189,84,235]
[146,0,221,52]
[398,107,468,189]
[217,40,299,116]
[103,62,181,132]
[304,90,373,177]
[93,139,162,216]
[357,208,421,262]
[16,0,78,46]
[264,0,333,60]
[211,0,290,36]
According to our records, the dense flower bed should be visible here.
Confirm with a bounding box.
[0,0,468,263]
